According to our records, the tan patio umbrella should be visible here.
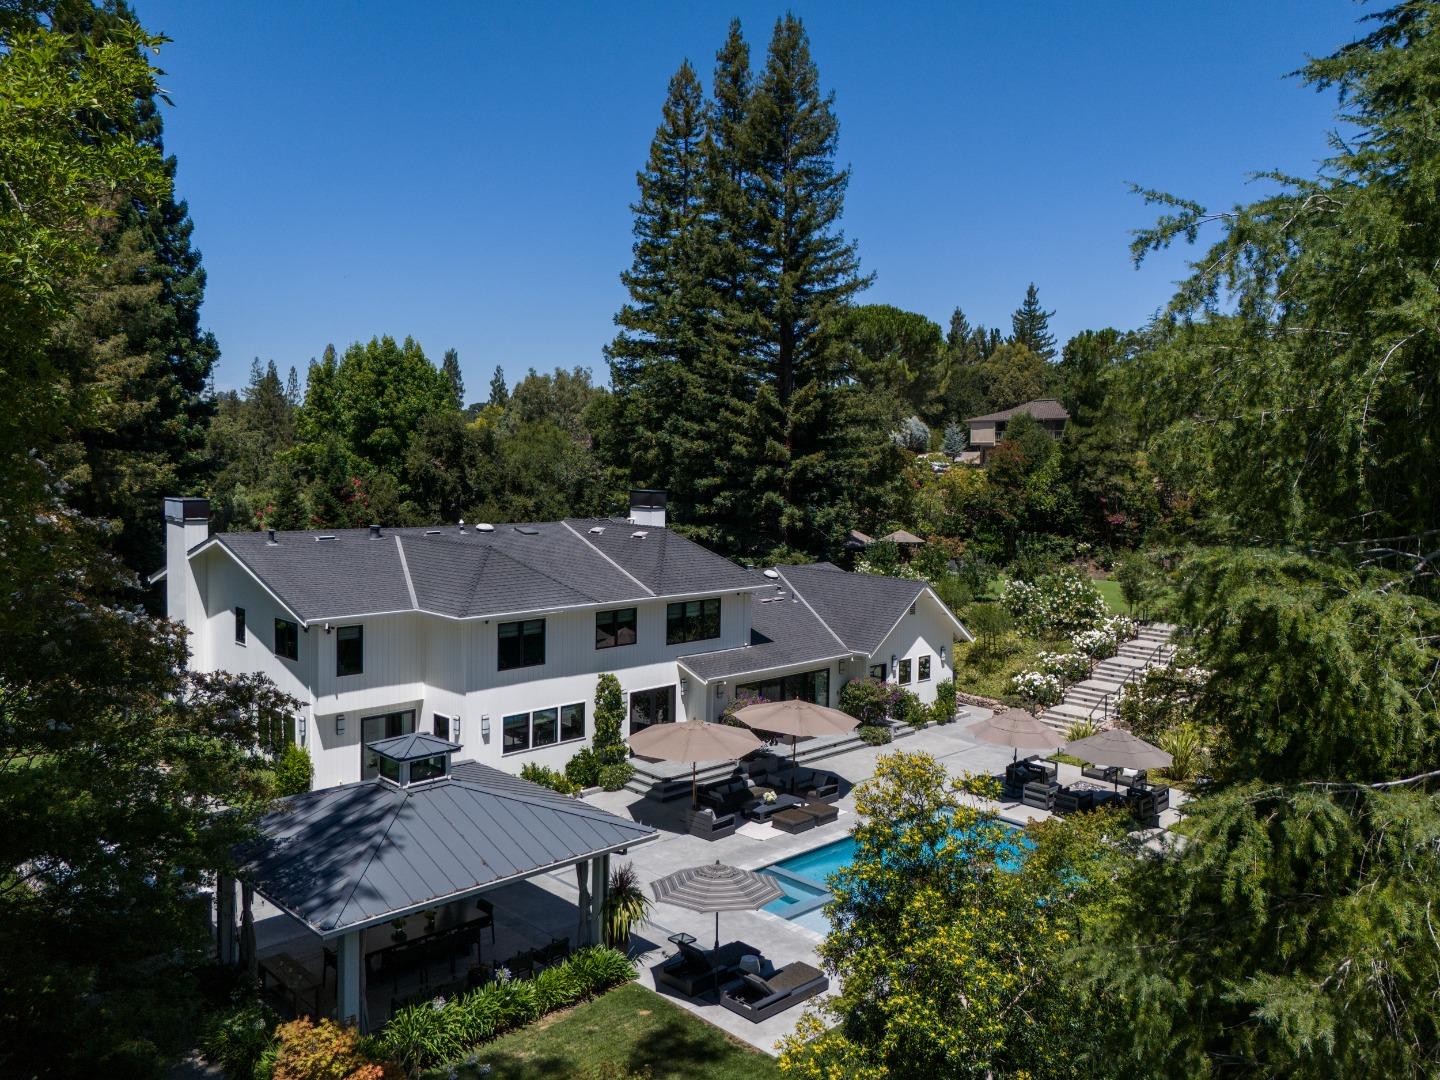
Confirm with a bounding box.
[966,707,1061,761]
[1064,727,1172,789]
[732,699,859,767]
[629,720,763,808]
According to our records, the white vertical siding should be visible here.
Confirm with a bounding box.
[869,590,962,704]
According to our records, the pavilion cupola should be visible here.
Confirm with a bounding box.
[363,732,461,788]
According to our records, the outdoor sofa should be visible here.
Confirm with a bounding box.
[720,961,829,1023]
[699,776,761,815]
[687,806,740,841]
[654,940,749,997]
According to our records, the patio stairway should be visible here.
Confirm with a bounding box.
[1038,622,1178,738]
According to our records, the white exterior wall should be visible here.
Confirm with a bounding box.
[685,656,851,722]
[868,589,965,704]
[184,545,756,789]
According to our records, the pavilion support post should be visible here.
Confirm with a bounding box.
[216,874,236,966]
[239,883,257,983]
[335,929,364,1032]
[576,862,591,946]
[587,855,608,948]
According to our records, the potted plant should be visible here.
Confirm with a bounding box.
[389,918,407,943]
[602,863,652,952]
[423,909,438,934]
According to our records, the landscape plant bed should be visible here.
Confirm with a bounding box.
[952,634,1074,701]
[422,982,783,1080]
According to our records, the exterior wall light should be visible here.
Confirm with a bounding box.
[335,714,345,737]
[480,714,491,741]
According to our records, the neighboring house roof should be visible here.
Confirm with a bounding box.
[679,576,849,682]
[964,398,1070,424]
[842,529,872,551]
[193,519,755,624]
[776,562,928,655]
[236,760,657,937]
[879,529,925,545]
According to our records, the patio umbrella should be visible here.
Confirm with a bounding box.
[732,700,859,767]
[966,707,1061,761]
[629,720,763,808]
[1064,727,1172,789]
[651,860,784,950]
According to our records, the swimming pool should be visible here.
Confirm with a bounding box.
[760,824,1033,934]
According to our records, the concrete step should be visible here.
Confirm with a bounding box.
[1042,702,1100,721]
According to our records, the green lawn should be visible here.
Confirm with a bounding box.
[422,983,784,1080]
[1091,576,1129,616]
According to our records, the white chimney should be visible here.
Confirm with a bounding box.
[164,497,210,635]
[629,489,667,528]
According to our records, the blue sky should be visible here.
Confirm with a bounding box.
[138,0,1366,396]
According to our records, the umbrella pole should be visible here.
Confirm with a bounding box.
[714,911,720,952]
[692,762,698,810]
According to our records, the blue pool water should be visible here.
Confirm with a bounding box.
[760,824,1032,933]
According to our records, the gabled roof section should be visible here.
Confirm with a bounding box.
[236,761,657,937]
[204,519,751,624]
[776,562,927,655]
[678,576,848,682]
[965,398,1070,424]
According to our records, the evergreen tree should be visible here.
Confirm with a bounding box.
[943,421,967,456]
[487,364,508,408]
[441,347,464,409]
[1010,282,1056,360]
[43,0,220,577]
[943,306,999,419]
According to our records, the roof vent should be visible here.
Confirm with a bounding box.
[458,519,465,532]
[315,535,336,543]
[515,525,539,535]
[476,523,495,533]
[763,568,780,579]
[425,529,441,536]
[589,526,605,535]
[631,530,648,539]
[368,524,382,539]
[266,529,277,545]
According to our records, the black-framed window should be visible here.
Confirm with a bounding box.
[503,712,530,754]
[869,664,886,680]
[561,702,585,742]
[666,598,720,646]
[410,755,447,784]
[629,685,675,734]
[336,625,363,676]
[899,658,912,685]
[498,619,545,670]
[532,707,559,747]
[432,713,451,741]
[274,618,299,661]
[234,607,246,645]
[919,656,931,682]
[377,755,401,784]
[361,709,414,780]
[737,667,830,707]
[595,607,638,650]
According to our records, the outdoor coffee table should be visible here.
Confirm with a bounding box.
[745,793,804,822]
[771,807,816,834]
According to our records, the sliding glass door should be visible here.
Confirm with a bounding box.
[628,685,675,735]
[361,709,416,779]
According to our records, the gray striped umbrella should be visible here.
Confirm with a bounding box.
[650,860,784,950]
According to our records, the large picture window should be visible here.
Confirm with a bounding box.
[336,625,363,676]
[502,702,587,755]
[274,618,299,661]
[498,619,545,670]
[666,598,720,646]
[737,667,830,707]
[595,607,638,650]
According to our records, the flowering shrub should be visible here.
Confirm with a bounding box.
[1007,670,1063,707]
[1035,650,1091,682]
[838,678,908,725]
[1071,627,1116,659]
[1000,570,1107,636]
[1119,665,1209,742]
[270,1017,401,1080]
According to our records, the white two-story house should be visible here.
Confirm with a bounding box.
[158,492,969,790]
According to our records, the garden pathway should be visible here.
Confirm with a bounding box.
[1038,622,1177,737]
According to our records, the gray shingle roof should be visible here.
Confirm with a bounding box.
[209,518,751,624]
[678,577,848,681]
[775,563,926,655]
[236,761,657,936]
[965,398,1070,424]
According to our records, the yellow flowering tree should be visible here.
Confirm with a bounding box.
[777,751,1127,1078]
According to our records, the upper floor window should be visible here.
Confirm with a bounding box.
[898,658,912,685]
[234,607,246,645]
[275,618,299,662]
[595,607,638,650]
[666,597,720,646]
[498,618,545,670]
[336,625,363,677]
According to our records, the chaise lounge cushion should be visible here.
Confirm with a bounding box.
[721,961,829,1022]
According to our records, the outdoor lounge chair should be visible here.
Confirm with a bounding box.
[1022,780,1058,811]
[719,962,829,1023]
[654,940,746,997]
[1081,764,1118,785]
[687,806,740,840]
[787,769,840,802]
[1054,787,1082,815]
